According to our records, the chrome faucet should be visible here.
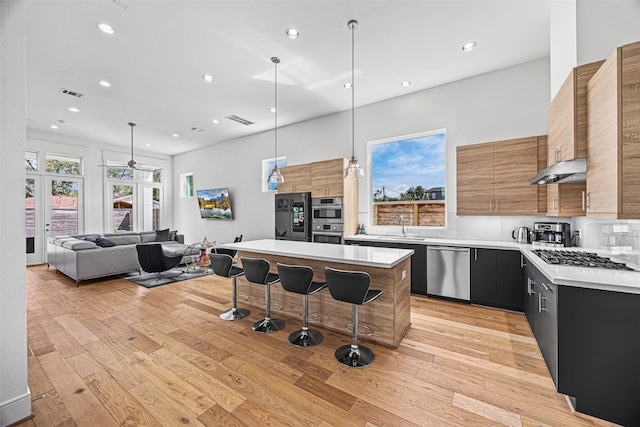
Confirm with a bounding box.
[400,215,405,237]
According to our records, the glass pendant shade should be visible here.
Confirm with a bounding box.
[345,156,364,178]
[268,165,284,184]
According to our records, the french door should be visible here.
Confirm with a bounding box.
[26,174,84,265]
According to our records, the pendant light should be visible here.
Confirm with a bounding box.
[268,56,285,185]
[345,19,364,179]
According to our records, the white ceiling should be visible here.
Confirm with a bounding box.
[26,0,554,156]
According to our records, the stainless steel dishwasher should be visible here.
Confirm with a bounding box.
[426,246,470,301]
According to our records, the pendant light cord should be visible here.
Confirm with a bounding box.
[350,20,356,159]
[272,57,280,163]
[129,122,136,161]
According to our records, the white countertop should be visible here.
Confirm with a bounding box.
[221,239,414,268]
[345,234,521,250]
[346,234,640,294]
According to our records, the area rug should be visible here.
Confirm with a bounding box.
[120,265,215,288]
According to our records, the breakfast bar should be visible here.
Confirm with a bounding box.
[221,239,414,347]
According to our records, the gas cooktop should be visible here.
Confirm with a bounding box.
[533,249,635,271]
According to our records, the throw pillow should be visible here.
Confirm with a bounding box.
[155,228,170,242]
[95,237,116,247]
[168,230,178,241]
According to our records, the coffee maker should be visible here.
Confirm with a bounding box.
[531,222,571,247]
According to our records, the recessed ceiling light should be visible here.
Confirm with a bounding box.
[270,107,276,113]
[50,125,59,129]
[212,119,219,124]
[145,143,150,147]
[98,80,111,87]
[285,28,299,39]
[96,23,115,35]
[202,74,214,83]
[344,83,352,88]
[462,41,477,52]
[172,134,179,137]
[68,107,80,113]
[401,81,411,87]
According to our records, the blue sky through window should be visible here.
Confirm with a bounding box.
[371,133,445,199]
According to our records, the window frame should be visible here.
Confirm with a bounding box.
[366,128,447,230]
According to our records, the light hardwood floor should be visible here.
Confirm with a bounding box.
[17,264,618,427]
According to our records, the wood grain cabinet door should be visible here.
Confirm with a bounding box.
[277,164,311,194]
[311,158,346,198]
[456,143,494,215]
[586,42,640,219]
[492,137,539,214]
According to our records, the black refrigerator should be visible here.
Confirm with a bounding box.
[275,192,311,241]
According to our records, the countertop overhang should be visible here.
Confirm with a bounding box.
[221,239,414,268]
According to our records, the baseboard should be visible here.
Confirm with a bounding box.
[0,387,31,427]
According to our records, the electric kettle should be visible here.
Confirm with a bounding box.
[512,227,530,243]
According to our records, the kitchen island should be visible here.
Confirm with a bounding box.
[220,239,414,347]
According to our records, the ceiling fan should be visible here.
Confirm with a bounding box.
[99,122,157,171]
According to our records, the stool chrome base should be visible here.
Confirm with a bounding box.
[288,329,323,347]
[335,344,375,368]
[219,307,250,321]
[252,318,284,333]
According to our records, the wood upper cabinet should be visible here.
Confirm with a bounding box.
[457,136,547,215]
[548,61,604,165]
[546,61,602,217]
[276,164,311,194]
[586,41,640,219]
[311,158,348,197]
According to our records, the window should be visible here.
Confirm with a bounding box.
[26,151,38,171]
[369,130,446,227]
[106,165,163,232]
[46,154,81,175]
[180,172,194,197]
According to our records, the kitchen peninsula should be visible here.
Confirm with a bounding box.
[220,239,413,347]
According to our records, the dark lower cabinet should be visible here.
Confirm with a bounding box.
[345,239,427,295]
[526,262,640,427]
[470,248,523,311]
[557,286,640,427]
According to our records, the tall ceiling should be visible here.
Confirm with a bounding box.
[26,0,554,156]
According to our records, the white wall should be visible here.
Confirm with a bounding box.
[0,0,31,425]
[550,0,577,98]
[576,0,640,65]
[173,58,551,245]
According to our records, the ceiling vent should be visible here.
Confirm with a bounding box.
[225,114,254,126]
[59,88,84,98]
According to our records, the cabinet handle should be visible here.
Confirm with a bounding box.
[474,249,477,260]
[554,148,562,164]
[581,191,586,211]
[527,277,535,295]
[496,200,499,212]
[552,196,557,212]
[585,192,590,209]
[538,293,547,313]
[521,254,526,268]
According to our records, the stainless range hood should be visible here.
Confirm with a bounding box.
[529,158,587,185]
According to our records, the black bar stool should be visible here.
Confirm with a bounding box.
[324,267,383,368]
[241,257,284,333]
[210,253,250,321]
[277,263,327,347]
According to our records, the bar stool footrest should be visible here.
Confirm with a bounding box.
[345,323,373,337]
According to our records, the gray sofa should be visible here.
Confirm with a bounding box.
[47,231,200,285]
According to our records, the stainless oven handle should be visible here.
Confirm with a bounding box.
[312,231,343,236]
